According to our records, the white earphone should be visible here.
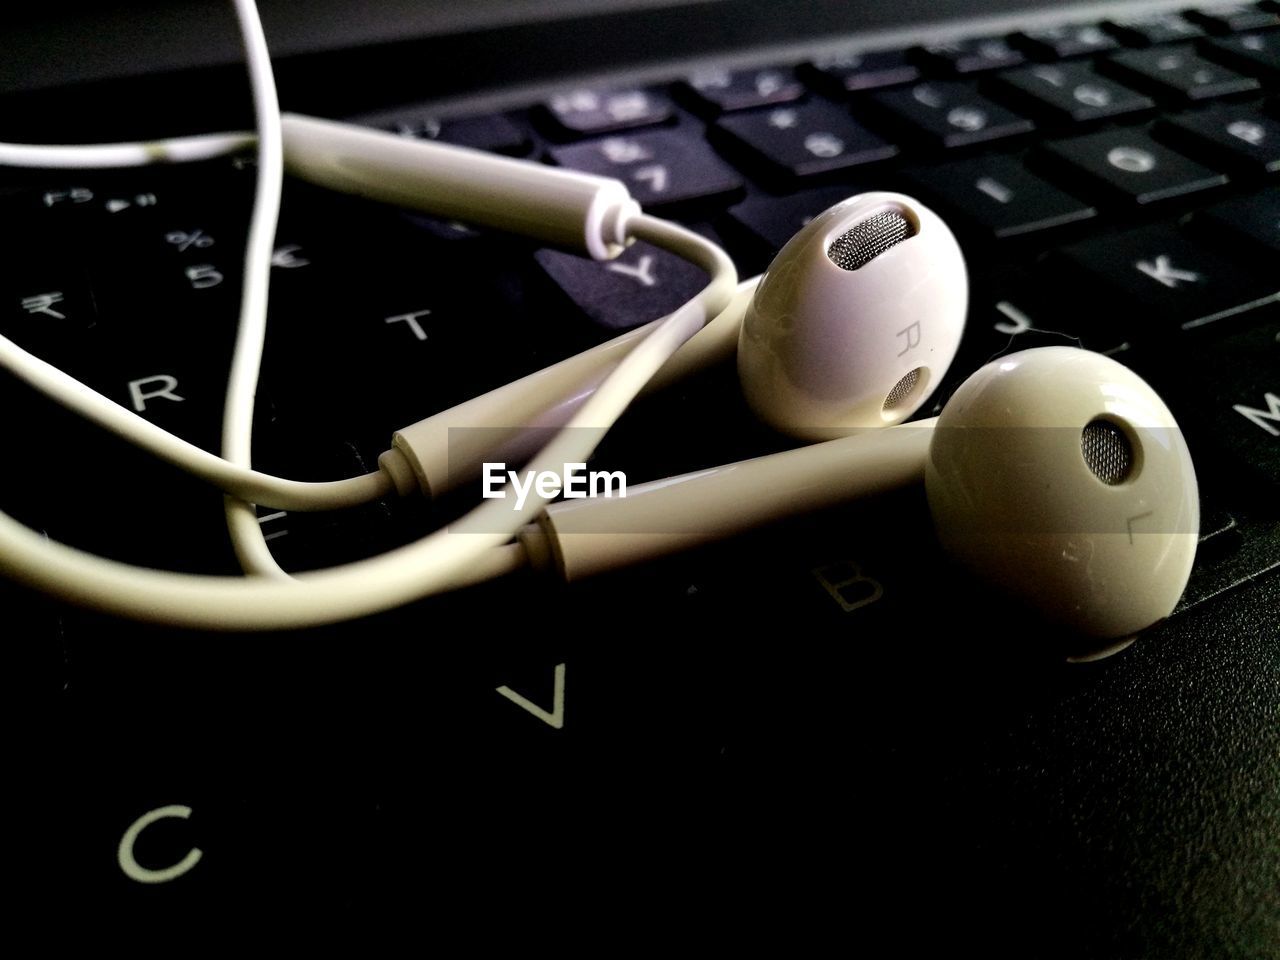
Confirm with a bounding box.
[384,188,967,498]
[738,191,966,440]
[0,0,1199,644]
[520,347,1199,641]
[0,174,971,630]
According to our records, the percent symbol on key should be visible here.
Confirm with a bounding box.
[165,229,214,251]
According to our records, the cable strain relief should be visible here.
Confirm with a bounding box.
[600,196,642,258]
[378,447,422,499]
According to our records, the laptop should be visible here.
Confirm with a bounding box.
[10,0,1278,950]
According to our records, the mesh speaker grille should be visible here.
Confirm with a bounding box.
[1081,419,1133,485]
[826,211,912,270]
[883,368,922,411]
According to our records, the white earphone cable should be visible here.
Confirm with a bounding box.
[222,0,289,578]
[0,332,397,508]
[0,220,728,629]
[0,216,734,511]
[0,0,738,621]
[0,132,256,169]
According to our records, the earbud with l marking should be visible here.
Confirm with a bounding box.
[518,347,1200,642]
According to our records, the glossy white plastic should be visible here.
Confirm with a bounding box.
[280,112,639,259]
[525,347,1199,642]
[738,191,967,440]
[926,347,1199,640]
[390,190,967,499]
[524,420,934,580]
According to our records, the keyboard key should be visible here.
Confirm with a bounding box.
[1105,45,1261,101]
[1040,128,1227,204]
[1046,223,1279,331]
[102,344,234,454]
[713,103,897,179]
[28,171,190,231]
[1016,23,1119,59]
[917,36,1025,74]
[1171,314,1280,494]
[535,236,713,331]
[944,296,1133,389]
[90,223,244,338]
[1194,189,1280,255]
[0,258,104,376]
[995,62,1155,123]
[1001,298,1133,356]
[388,113,529,155]
[726,186,867,254]
[1186,3,1280,33]
[258,203,541,439]
[903,155,1096,238]
[870,82,1034,147]
[804,48,920,92]
[548,130,743,208]
[20,182,104,222]
[541,88,673,137]
[682,66,804,113]
[1105,12,1206,45]
[1204,31,1280,80]
[1159,104,1280,173]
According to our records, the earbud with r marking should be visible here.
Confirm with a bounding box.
[389,191,969,497]
[737,191,967,439]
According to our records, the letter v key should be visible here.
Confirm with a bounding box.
[496,663,566,729]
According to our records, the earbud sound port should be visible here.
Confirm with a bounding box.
[882,367,926,417]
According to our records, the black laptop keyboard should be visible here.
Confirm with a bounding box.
[21,2,1280,948]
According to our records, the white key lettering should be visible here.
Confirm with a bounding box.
[994,301,1033,336]
[1033,66,1066,87]
[42,187,93,207]
[607,254,658,287]
[976,177,1013,204]
[21,292,66,319]
[1073,84,1112,107]
[600,137,651,164]
[633,165,668,192]
[804,132,844,158]
[1227,120,1266,146]
[117,805,202,884]
[185,265,223,289]
[128,375,184,412]
[947,106,987,131]
[271,244,310,269]
[1135,254,1201,289]
[1107,146,1157,173]
[812,561,884,613]
[496,662,566,729]
[1233,391,1280,436]
[768,108,798,129]
[385,308,432,341]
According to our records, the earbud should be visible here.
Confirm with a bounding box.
[736,191,967,440]
[520,347,1199,641]
[925,346,1198,640]
[389,192,968,498]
